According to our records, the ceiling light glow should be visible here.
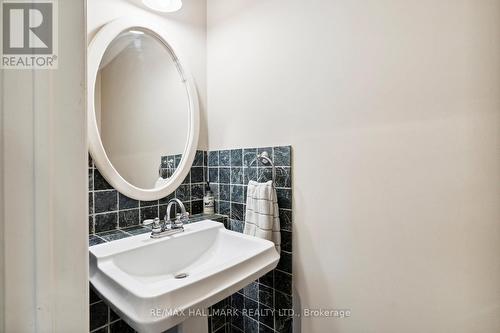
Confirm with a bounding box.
[142,0,182,13]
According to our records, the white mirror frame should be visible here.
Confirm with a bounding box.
[88,17,200,201]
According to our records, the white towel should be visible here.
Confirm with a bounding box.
[244,180,281,253]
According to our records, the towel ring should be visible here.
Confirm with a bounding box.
[249,151,277,183]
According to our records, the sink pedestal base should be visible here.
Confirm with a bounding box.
[179,314,208,333]
[167,311,208,333]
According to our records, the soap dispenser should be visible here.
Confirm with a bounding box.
[203,182,215,214]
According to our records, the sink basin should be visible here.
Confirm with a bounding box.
[89,220,279,333]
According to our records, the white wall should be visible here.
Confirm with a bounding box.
[87,0,208,150]
[1,0,87,331]
[207,0,500,332]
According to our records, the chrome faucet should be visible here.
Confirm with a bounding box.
[150,198,188,239]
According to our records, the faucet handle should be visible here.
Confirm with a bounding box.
[171,213,187,229]
[152,217,162,232]
[181,212,189,222]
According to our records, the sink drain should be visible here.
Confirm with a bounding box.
[175,273,188,279]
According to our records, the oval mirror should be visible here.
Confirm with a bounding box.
[88,18,199,201]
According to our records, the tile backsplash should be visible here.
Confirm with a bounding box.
[89,150,207,235]
[88,146,293,333]
[206,146,293,333]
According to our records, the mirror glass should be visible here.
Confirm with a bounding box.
[95,28,188,189]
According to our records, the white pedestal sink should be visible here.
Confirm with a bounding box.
[89,220,279,333]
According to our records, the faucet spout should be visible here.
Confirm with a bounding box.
[150,197,188,239]
[165,198,188,227]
